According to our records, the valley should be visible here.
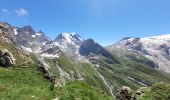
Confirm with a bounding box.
[0,22,170,100]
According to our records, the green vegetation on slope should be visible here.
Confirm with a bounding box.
[0,66,55,100]
[0,41,55,99]
[0,41,113,100]
[79,63,110,95]
[55,81,113,100]
[122,60,170,85]
[137,82,170,100]
[57,54,78,76]
[44,52,170,98]
[94,53,170,96]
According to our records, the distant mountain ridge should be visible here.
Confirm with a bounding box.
[107,34,170,73]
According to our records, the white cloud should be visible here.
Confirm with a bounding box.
[15,8,28,16]
[2,9,11,14]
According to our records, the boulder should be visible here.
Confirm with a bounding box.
[116,86,132,100]
[3,55,14,66]
[38,61,56,83]
[0,49,15,67]
[131,90,144,100]
[0,58,6,65]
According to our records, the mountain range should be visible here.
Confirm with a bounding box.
[0,22,170,100]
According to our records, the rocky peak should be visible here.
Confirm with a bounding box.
[79,39,113,58]
[54,32,84,46]
[19,25,35,35]
[35,31,51,43]
[0,22,16,44]
[15,25,51,48]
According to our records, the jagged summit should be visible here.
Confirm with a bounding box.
[54,32,84,46]
[19,25,35,35]
[79,39,113,58]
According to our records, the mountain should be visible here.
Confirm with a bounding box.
[15,25,51,53]
[107,34,170,73]
[1,22,170,100]
[80,39,112,57]
[53,32,84,60]
[54,32,83,46]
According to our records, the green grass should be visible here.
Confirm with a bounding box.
[79,63,110,95]
[138,82,170,100]
[0,41,55,100]
[55,81,113,100]
[0,66,55,100]
[53,52,170,98]
[44,58,60,79]
[122,61,170,85]
[56,54,78,76]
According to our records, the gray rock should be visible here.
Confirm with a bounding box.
[0,58,6,65]
[0,49,15,67]
[116,86,132,100]
[3,55,13,66]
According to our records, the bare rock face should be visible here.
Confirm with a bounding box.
[116,86,132,100]
[116,86,145,100]
[79,39,113,58]
[38,61,56,83]
[0,22,16,44]
[0,49,15,67]
[131,90,144,100]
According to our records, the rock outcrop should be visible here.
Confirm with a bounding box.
[0,49,15,67]
[116,86,132,100]
[0,22,16,44]
[80,39,113,58]
[38,61,56,83]
[116,86,144,100]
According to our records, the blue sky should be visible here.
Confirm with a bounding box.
[0,0,170,46]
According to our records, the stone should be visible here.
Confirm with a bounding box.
[0,58,6,65]
[116,86,132,100]
[131,90,144,100]
[0,49,15,67]
[3,55,13,66]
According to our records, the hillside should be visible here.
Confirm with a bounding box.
[0,22,170,100]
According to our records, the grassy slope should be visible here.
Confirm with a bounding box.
[45,52,170,98]
[94,53,170,95]
[0,41,55,100]
[45,56,110,96]
[55,81,113,100]
[0,41,112,100]
[137,82,170,100]
[0,67,55,100]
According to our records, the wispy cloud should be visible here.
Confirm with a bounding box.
[15,8,29,16]
[1,9,11,14]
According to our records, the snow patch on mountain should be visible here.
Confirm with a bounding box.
[13,28,18,35]
[107,34,170,73]
[140,34,170,73]
[41,53,59,58]
[53,32,85,60]
[54,32,84,46]
[21,46,33,52]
